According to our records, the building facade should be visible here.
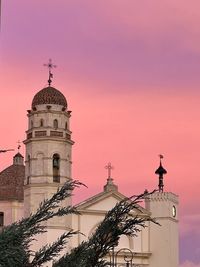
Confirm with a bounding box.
[0,83,179,267]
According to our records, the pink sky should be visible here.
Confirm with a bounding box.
[1,1,200,265]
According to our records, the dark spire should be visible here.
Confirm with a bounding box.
[43,59,57,86]
[155,154,167,193]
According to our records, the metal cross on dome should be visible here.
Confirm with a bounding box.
[43,59,57,86]
[105,162,114,179]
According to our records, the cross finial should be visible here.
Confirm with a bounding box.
[105,162,114,179]
[17,140,21,152]
[159,154,164,165]
[43,59,57,86]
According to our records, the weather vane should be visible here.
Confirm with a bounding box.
[43,59,57,86]
[159,154,164,163]
[105,162,114,179]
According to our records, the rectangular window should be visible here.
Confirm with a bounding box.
[50,131,63,137]
[35,131,47,137]
[0,212,4,227]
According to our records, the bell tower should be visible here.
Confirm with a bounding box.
[24,78,74,262]
[145,156,179,267]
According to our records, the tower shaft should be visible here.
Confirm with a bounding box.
[23,86,74,266]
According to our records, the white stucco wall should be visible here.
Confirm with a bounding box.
[0,200,24,226]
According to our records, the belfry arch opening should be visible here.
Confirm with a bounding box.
[53,154,60,183]
[53,119,58,129]
[40,119,44,127]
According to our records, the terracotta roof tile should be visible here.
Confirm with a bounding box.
[0,164,25,201]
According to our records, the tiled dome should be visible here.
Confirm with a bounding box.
[0,153,25,201]
[32,86,67,109]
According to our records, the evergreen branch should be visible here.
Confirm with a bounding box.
[53,190,158,267]
[0,180,84,267]
[30,230,79,267]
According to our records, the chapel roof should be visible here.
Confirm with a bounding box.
[32,86,67,109]
[0,153,25,201]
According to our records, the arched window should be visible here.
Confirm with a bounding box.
[65,122,68,130]
[53,119,58,129]
[40,119,44,127]
[53,154,60,182]
[0,212,4,227]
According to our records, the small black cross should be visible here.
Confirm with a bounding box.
[17,140,21,152]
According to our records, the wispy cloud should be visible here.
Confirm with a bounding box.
[180,214,200,237]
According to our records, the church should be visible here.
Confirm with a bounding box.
[0,70,179,267]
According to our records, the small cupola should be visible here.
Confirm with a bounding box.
[13,152,24,165]
[13,153,24,165]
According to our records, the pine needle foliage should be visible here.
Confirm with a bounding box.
[0,180,158,267]
[0,180,83,267]
[54,191,158,267]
